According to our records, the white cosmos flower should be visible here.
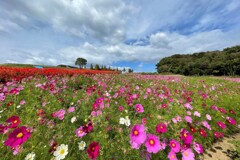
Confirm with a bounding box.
[124,116,131,126]
[71,117,77,123]
[53,144,68,160]
[78,141,86,150]
[25,152,35,160]
[119,117,125,125]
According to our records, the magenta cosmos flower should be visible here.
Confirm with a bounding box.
[226,117,236,125]
[130,124,146,149]
[145,134,161,153]
[199,128,207,137]
[182,148,195,160]
[180,129,193,144]
[169,140,180,153]
[4,126,31,148]
[217,121,226,129]
[6,116,21,128]
[156,123,167,134]
[135,104,144,113]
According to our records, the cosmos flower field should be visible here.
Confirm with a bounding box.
[0,72,239,160]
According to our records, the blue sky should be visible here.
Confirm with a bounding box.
[0,0,240,72]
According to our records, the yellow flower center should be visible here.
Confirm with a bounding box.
[91,147,95,151]
[149,139,154,145]
[17,132,23,138]
[184,133,187,137]
[171,155,175,159]
[78,130,83,134]
[160,126,163,129]
[136,107,140,111]
[133,130,139,135]
[172,143,176,147]
[60,149,65,155]
[184,151,188,156]
[13,120,18,124]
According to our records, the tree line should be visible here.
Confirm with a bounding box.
[156,45,240,76]
[75,57,133,72]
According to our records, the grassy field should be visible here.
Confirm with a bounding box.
[0,74,239,159]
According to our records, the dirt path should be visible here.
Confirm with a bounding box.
[201,133,240,160]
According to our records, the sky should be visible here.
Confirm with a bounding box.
[0,0,240,72]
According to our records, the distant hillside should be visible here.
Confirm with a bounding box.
[156,45,240,76]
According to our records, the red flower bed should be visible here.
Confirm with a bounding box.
[0,66,119,82]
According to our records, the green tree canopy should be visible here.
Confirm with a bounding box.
[156,45,240,76]
[75,58,87,68]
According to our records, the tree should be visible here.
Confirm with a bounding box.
[95,64,100,70]
[90,64,93,70]
[75,58,87,68]
[122,68,126,72]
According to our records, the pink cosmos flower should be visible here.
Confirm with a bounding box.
[96,98,104,104]
[182,148,195,160]
[96,110,102,116]
[6,116,20,128]
[67,107,75,113]
[156,123,167,134]
[187,111,192,116]
[140,149,152,160]
[169,139,180,153]
[176,116,182,122]
[184,103,193,110]
[91,111,97,117]
[135,104,144,113]
[0,124,9,134]
[211,105,218,111]
[217,121,226,129]
[180,129,193,144]
[13,145,22,155]
[0,93,5,101]
[202,121,211,130]
[19,100,26,106]
[142,118,147,125]
[76,126,87,138]
[53,109,66,120]
[118,106,124,111]
[172,118,177,124]
[4,126,31,148]
[130,124,146,149]
[194,111,201,117]
[145,134,161,153]
[193,142,204,154]
[206,114,211,120]
[168,151,177,160]
[184,116,192,123]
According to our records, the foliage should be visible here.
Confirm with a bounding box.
[75,58,87,68]
[156,45,240,76]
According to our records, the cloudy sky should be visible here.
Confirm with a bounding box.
[0,0,240,72]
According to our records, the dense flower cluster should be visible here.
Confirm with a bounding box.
[0,73,239,159]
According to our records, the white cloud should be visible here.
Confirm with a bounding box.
[0,0,240,71]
